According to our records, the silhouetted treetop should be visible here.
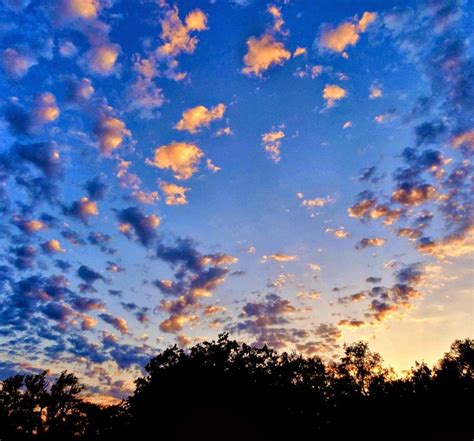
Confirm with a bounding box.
[1,335,473,441]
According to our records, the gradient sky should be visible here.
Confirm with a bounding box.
[0,0,473,402]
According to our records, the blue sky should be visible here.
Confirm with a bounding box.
[0,0,472,402]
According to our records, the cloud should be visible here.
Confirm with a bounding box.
[355,237,386,250]
[297,290,321,301]
[41,240,64,254]
[397,228,422,240]
[145,6,208,81]
[358,11,377,32]
[318,11,376,57]
[261,129,285,163]
[13,142,62,177]
[325,228,350,239]
[348,192,403,225]
[159,181,190,205]
[42,302,73,324]
[34,93,60,124]
[85,176,108,201]
[374,110,396,124]
[299,194,333,209]
[157,7,207,57]
[67,197,99,223]
[77,265,104,291]
[369,84,383,99]
[293,47,307,57]
[216,127,232,137]
[84,44,120,76]
[366,277,382,284]
[261,253,297,263]
[81,316,97,330]
[159,314,197,333]
[175,103,226,133]
[12,217,46,235]
[57,0,100,21]
[67,77,95,102]
[338,292,366,304]
[147,141,204,180]
[391,183,437,206]
[59,40,78,58]
[1,48,37,79]
[450,131,474,151]
[94,113,131,156]
[294,64,323,79]
[99,313,129,335]
[154,237,236,333]
[126,77,165,119]
[417,227,474,260]
[242,34,291,77]
[117,206,160,247]
[10,245,37,270]
[203,304,227,315]
[235,294,297,337]
[323,84,346,107]
[338,319,365,328]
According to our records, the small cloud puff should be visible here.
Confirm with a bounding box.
[323,84,346,107]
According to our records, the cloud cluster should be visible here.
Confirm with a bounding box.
[154,237,237,333]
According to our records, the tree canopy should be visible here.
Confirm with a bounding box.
[1,335,473,440]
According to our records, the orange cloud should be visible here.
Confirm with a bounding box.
[34,93,60,123]
[261,253,298,263]
[450,131,474,150]
[369,84,383,99]
[86,44,119,76]
[325,228,350,238]
[417,227,474,260]
[242,34,291,77]
[261,129,285,163]
[41,239,65,254]
[157,7,207,57]
[175,103,226,133]
[391,184,437,206]
[159,314,197,333]
[319,11,376,57]
[60,0,99,20]
[147,141,204,180]
[159,181,190,205]
[95,114,131,155]
[323,84,346,107]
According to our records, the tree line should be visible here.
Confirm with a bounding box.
[1,334,473,440]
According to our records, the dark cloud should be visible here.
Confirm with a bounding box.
[117,206,160,247]
[77,265,105,292]
[366,277,382,284]
[14,142,62,177]
[415,121,446,146]
[9,245,36,270]
[85,176,108,201]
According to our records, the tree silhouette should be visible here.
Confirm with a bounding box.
[0,335,473,440]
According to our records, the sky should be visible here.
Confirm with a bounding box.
[0,0,473,403]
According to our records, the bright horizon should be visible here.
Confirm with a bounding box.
[0,0,472,402]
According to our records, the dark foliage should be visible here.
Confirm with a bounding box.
[1,335,473,440]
